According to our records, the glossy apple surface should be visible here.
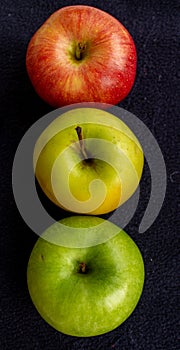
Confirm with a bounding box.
[26,5,137,107]
[34,107,144,215]
[27,216,145,337]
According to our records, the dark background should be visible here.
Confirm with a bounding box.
[0,0,179,349]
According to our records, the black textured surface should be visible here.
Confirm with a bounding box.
[0,1,179,349]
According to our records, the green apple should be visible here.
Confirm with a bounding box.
[34,107,144,215]
[27,216,145,337]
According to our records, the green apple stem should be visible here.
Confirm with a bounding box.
[75,42,86,60]
[79,262,87,274]
[75,126,89,159]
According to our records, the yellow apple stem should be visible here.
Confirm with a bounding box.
[75,126,89,159]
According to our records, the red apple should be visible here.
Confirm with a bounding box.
[26,5,137,107]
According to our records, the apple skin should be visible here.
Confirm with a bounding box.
[26,5,137,107]
[27,216,145,337]
[34,107,144,215]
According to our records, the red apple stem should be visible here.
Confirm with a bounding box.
[75,126,89,159]
[75,42,86,60]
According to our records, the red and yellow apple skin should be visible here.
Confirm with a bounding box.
[33,108,144,215]
[26,5,137,107]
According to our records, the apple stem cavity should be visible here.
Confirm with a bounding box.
[75,42,86,60]
[75,126,89,160]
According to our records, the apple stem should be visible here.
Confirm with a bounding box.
[75,42,86,60]
[79,262,87,273]
[75,126,89,159]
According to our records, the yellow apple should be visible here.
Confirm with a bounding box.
[33,107,144,215]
